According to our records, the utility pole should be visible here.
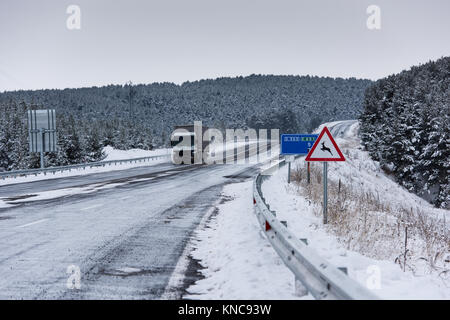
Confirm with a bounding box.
[127,81,136,123]
[40,128,45,169]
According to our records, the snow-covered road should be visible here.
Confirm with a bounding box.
[0,156,264,299]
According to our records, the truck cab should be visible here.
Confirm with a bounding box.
[171,131,196,164]
[170,124,210,164]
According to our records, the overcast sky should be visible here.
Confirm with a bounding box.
[0,0,449,91]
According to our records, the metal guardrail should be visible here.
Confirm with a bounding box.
[253,159,378,300]
[0,153,171,180]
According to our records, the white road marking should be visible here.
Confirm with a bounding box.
[116,267,141,274]
[80,204,103,211]
[156,173,171,177]
[161,200,220,299]
[16,218,49,228]
[0,200,16,208]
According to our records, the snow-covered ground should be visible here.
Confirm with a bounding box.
[0,146,171,186]
[102,146,170,161]
[260,121,449,299]
[261,164,449,299]
[186,121,449,299]
[315,122,448,216]
[185,181,307,299]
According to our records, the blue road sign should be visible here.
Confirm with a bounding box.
[281,134,319,155]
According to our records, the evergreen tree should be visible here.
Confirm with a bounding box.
[84,127,105,162]
[360,56,449,208]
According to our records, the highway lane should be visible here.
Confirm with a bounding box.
[0,140,263,200]
[328,120,358,138]
[0,161,191,199]
[0,123,353,299]
[0,157,264,299]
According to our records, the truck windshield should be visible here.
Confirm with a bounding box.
[171,134,195,148]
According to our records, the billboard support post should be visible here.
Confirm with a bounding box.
[40,128,45,169]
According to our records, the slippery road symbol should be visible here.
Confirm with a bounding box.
[320,142,333,156]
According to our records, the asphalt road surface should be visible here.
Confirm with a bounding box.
[0,122,351,299]
[0,153,266,299]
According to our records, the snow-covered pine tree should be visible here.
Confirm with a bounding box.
[62,115,83,165]
[84,126,105,162]
[360,56,449,208]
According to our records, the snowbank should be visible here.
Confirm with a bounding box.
[262,164,449,299]
[185,181,309,299]
[102,146,170,161]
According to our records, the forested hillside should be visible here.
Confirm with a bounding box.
[360,57,449,208]
[0,74,371,171]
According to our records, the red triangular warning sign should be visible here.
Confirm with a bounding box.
[305,126,345,161]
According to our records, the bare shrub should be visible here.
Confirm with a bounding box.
[291,164,450,275]
[291,165,303,184]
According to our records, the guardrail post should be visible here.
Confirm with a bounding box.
[294,277,308,297]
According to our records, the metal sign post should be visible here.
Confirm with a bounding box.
[323,162,328,224]
[286,155,294,183]
[288,162,291,183]
[40,128,45,169]
[305,126,345,225]
[307,161,311,184]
